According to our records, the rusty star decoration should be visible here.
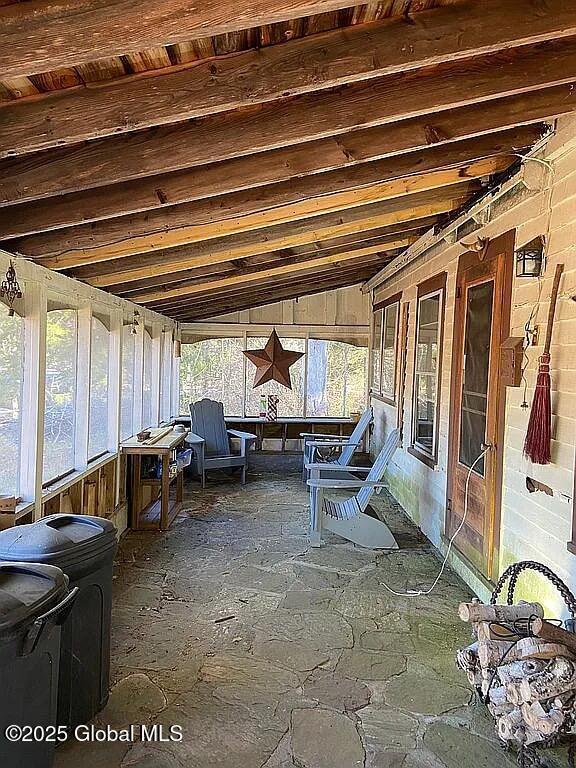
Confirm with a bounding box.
[243,330,304,389]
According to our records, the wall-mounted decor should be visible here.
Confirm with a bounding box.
[243,329,304,389]
[0,261,22,316]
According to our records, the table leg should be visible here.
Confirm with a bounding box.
[160,452,170,531]
[130,455,142,530]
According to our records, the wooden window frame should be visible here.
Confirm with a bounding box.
[372,292,402,405]
[408,273,447,469]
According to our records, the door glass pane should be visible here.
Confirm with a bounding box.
[459,281,494,475]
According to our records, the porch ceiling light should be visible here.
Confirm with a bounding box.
[516,236,544,278]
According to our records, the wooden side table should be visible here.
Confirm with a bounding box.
[121,428,188,531]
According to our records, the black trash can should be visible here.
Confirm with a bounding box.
[0,562,76,768]
[0,515,117,729]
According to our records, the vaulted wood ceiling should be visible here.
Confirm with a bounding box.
[1,0,575,321]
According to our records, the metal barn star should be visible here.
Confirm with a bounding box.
[243,330,304,389]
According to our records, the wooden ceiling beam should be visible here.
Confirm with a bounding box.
[110,229,422,295]
[0,45,573,207]
[0,0,359,79]
[134,247,408,304]
[11,164,490,265]
[0,124,540,238]
[127,247,389,303]
[156,267,378,313]
[70,213,439,287]
[2,0,574,155]
[162,271,378,321]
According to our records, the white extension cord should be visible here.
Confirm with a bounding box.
[378,445,492,598]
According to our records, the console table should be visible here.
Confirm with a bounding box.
[172,416,358,452]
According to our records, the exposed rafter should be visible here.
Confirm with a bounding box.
[0,126,539,239]
[0,43,573,205]
[0,0,361,79]
[25,182,476,269]
[1,0,574,155]
[70,214,438,287]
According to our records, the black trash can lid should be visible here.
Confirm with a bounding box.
[0,515,117,563]
[0,562,68,640]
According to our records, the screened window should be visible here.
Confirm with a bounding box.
[0,304,23,495]
[44,309,77,483]
[245,336,305,417]
[371,310,382,392]
[142,328,153,428]
[412,278,445,462]
[88,316,109,459]
[306,340,367,417]
[381,302,399,400]
[120,325,135,440]
[180,338,244,416]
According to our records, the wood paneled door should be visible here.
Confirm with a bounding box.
[446,230,515,580]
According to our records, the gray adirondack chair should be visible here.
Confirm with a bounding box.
[187,399,257,487]
[300,407,373,481]
[306,427,400,548]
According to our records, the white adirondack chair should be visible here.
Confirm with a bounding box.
[306,427,400,549]
[187,399,257,487]
[300,407,373,481]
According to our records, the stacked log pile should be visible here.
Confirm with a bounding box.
[456,598,576,748]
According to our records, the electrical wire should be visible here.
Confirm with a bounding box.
[378,445,492,598]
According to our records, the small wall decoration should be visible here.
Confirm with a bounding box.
[0,261,22,316]
[243,329,304,389]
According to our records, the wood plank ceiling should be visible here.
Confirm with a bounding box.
[1,0,575,321]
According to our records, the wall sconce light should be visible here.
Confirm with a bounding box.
[131,309,140,335]
[516,236,544,278]
[0,261,22,316]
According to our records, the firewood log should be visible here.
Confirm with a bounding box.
[467,669,483,688]
[516,636,574,660]
[521,701,565,736]
[476,620,521,642]
[488,687,515,717]
[519,657,576,702]
[458,600,544,624]
[505,680,525,706]
[497,709,525,743]
[524,726,549,746]
[532,618,576,656]
[478,639,518,668]
[498,659,546,685]
[456,642,479,672]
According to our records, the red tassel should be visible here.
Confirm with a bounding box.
[524,353,552,465]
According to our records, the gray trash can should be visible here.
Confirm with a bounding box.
[0,562,76,768]
[0,515,117,729]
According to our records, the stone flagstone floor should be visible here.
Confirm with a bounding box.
[55,455,522,768]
